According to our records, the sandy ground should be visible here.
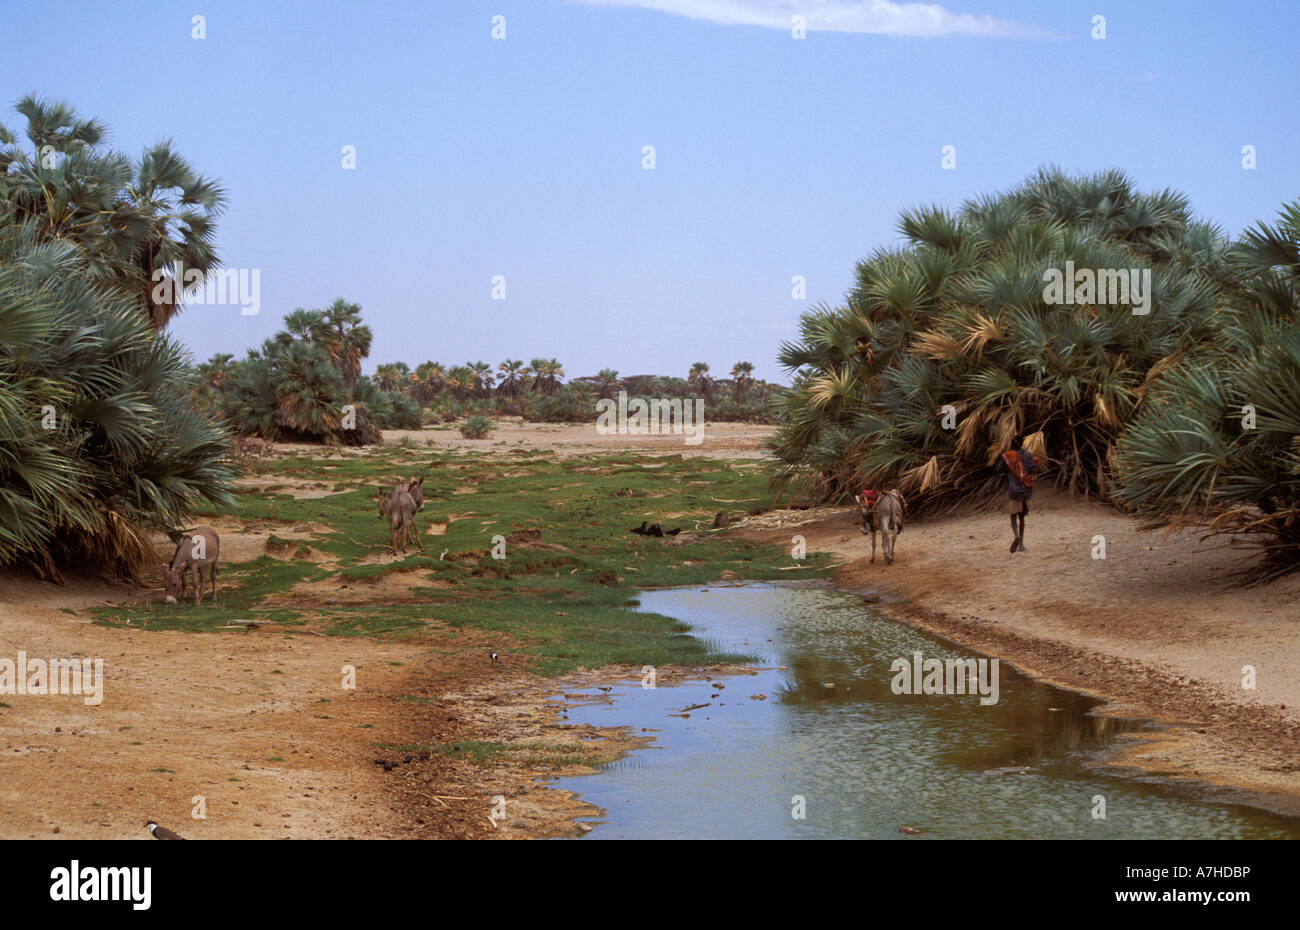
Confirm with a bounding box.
[736,493,1300,811]
[0,565,715,839]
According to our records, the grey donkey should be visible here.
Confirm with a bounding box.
[378,483,419,555]
[164,527,220,604]
[858,489,905,565]
[395,476,424,548]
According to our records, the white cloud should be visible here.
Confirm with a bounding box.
[573,0,1055,39]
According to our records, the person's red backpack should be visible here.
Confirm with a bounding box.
[1001,449,1036,488]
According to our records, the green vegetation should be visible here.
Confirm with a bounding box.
[772,168,1225,512]
[197,300,401,443]
[0,207,234,579]
[0,96,235,579]
[459,415,494,439]
[771,167,1299,576]
[1115,201,1300,577]
[0,94,226,330]
[94,447,829,674]
[366,358,784,426]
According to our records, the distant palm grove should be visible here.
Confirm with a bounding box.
[2,96,1297,580]
[195,328,783,444]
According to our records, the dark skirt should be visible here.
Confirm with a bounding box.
[1009,488,1032,503]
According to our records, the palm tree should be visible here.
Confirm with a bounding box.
[0,206,234,579]
[196,353,235,392]
[730,361,755,403]
[374,363,404,392]
[497,359,526,396]
[1115,199,1300,578]
[688,362,714,402]
[530,358,565,395]
[0,95,227,330]
[282,308,326,343]
[217,310,382,445]
[446,365,475,401]
[468,361,495,397]
[318,298,372,389]
[412,361,446,403]
[594,368,622,400]
[770,167,1226,510]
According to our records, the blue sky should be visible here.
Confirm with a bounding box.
[3,0,1296,382]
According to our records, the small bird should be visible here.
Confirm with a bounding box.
[490,651,499,663]
[146,820,185,840]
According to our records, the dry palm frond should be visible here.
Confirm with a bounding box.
[960,312,1004,358]
[990,408,1020,461]
[902,455,942,494]
[1022,430,1049,466]
[807,367,856,411]
[954,404,986,456]
[1092,393,1120,430]
[909,329,964,361]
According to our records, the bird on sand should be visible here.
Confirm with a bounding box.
[146,820,185,840]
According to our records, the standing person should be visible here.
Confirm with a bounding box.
[1000,436,1039,553]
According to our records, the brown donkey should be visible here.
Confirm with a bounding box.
[858,488,905,565]
[877,489,905,565]
[399,476,424,548]
[164,527,220,604]
[378,484,418,555]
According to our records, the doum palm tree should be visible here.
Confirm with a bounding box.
[497,359,526,396]
[730,361,755,402]
[0,94,227,330]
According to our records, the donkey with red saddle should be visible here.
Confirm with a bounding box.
[856,487,906,565]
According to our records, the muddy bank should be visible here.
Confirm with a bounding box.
[733,491,1300,813]
[0,572,759,839]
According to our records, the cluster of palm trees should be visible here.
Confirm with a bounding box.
[771,167,1300,575]
[684,361,758,403]
[196,301,406,443]
[365,358,778,422]
[0,96,233,577]
[374,358,567,403]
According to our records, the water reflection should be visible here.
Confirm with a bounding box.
[553,584,1300,840]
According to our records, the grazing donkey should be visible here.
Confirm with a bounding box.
[164,527,220,604]
[378,484,419,555]
[857,488,905,565]
[400,476,424,548]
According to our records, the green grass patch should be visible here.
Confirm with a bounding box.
[91,447,831,674]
